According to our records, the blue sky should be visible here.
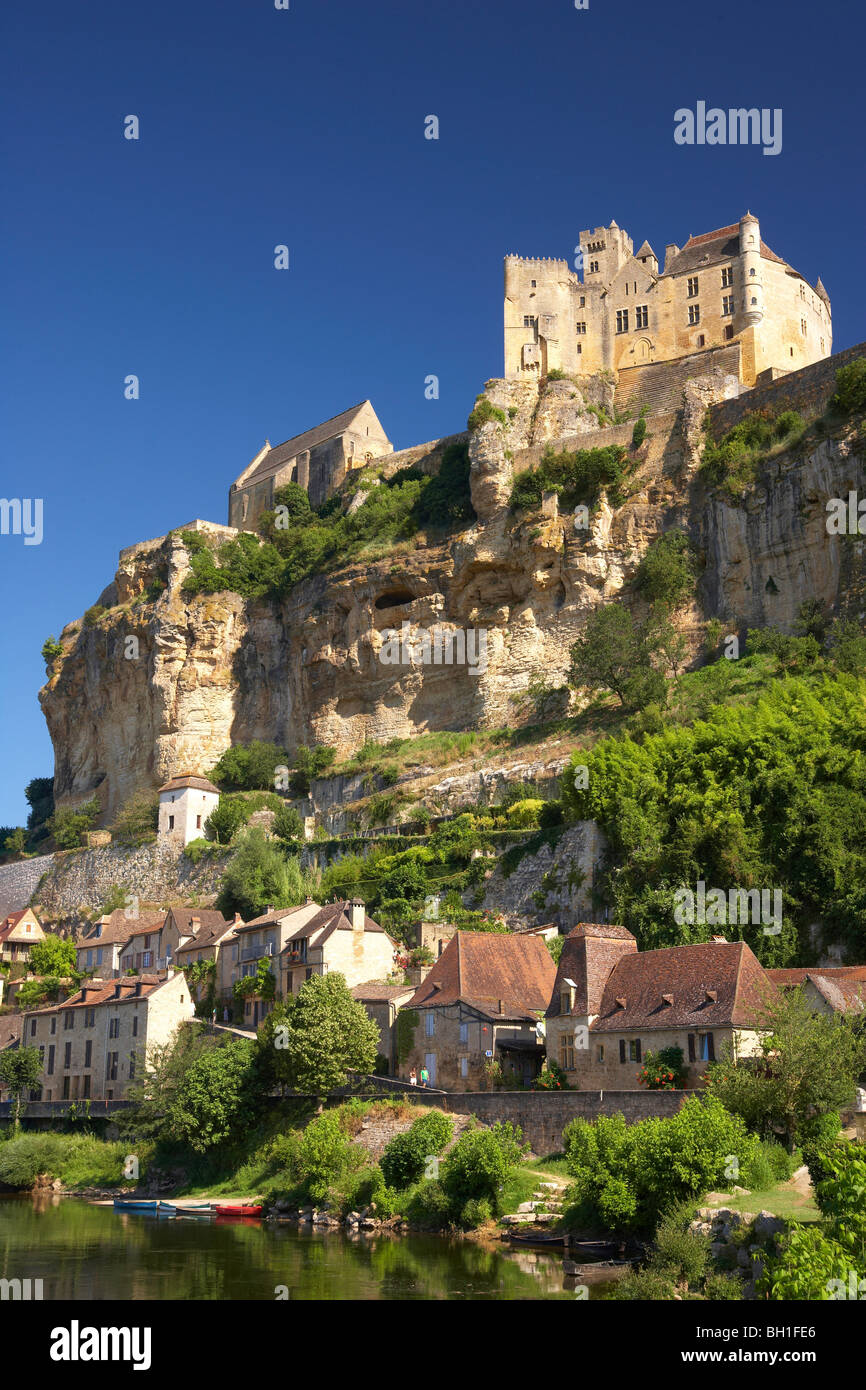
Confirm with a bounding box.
[1,0,864,827]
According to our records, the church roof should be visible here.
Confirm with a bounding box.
[233,401,388,490]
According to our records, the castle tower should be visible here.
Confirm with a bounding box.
[738,211,764,327]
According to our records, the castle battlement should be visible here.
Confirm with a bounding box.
[504,213,831,388]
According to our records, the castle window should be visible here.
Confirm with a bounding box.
[575,321,586,334]
[800,284,806,299]
[589,261,599,274]
[724,325,734,340]
[559,1035,575,1070]
[697,334,705,347]
[721,267,733,288]
[688,304,700,326]
[576,344,582,354]
[615,309,629,333]
[722,294,734,316]
[801,318,807,336]
[749,268,756,276]
[687,276,699,297]
[530,279,537,287]
[579,296,585,307]
[523,315,536,329]
[820,337,825,352]
[635,305,648,329]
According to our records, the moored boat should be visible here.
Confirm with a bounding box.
[213,1203,263,1218]
[113,1199,176,1214]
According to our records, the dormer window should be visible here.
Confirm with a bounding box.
[615,996,627,1009]
[661,993,673,1007]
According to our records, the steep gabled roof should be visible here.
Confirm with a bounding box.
[172,909,237,953]
[233,402,390,490]
[591,940,775,1032]
[407,932,556,1021]
[77,909,165,950]
[547,923,637,1019]
[664,224,792,278]
[158,774,220,796]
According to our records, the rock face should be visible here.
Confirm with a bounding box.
[40,373,865,821]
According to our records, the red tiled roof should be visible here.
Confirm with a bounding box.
[547,923,637,1019]
[351,982,415,1003]
[591,940,776,1032]
[158,775,221,796]
[407,931,556,1021]
[77,908,164,949]
[767,967,866,1014]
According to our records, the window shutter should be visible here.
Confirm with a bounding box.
[707,1032,715,1061]
[635,1039,642,1063]
[619,1039,626,1063]
[687,1033,696,1062]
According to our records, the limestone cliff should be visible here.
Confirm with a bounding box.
[40,369,865,820]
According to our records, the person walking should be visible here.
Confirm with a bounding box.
[420,1065,429,1089]
[409,1068,417,1086]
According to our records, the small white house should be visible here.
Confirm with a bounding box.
[157,774,220,846]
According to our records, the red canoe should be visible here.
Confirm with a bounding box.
[213,1203,263,1218]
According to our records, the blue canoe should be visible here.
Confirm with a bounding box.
[113,1199,176,1215]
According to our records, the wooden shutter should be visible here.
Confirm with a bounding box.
[635,1039,642,1063]
[619,1039,626,1063]
[687,1033,696,1062]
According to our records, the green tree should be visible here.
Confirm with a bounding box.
[706,987,866,1150]
[254,998,298,1092]
[3,828,26,856]
[216,827,317,919]
[568,604,664,708]
[289,745,337,795]
[168,1037,264,1151]
[283,972,379,1092]
[115,1026,207,1142]
[208,741,290,792]
[110,789,159,845]
[49,798,100,849]
[204,795,253,845]
[28,935,77,977]
[0,1046,44,1131]
[634,530,698,609]
[272,481,312,523]
[25,777,54,833]
[273,802,304,845]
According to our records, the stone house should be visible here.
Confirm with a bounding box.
[400,931,556,1091]
[0,909,46,966]
[545,924,772,1089]
[172,909,240,1009]
[157,774,220,846]
[20,970,194,1102]
[119,913,178,973]
[505,211,831,388]
[228,400,393,524]
[350,982,416,1076]
[75,909,150,977]
[227,899,397,1029]
[766,966,866,1018]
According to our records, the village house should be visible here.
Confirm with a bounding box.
[766,966,866,1018]
[118,911,184,974]
[0,909,46,967]
[545,924,774,1089]
[351,981,416,1075]
[20,970,193,1102]
[75,909,151,977]
[227,899,397,1028]
[400,931,556,1090]
[172,909,240,1009]
[157,774,220,847]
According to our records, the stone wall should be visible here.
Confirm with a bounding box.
[0,853,56,918]
[615,343,742,417]
[31,841,230,923]
[707,340,866,438]
[440,1089,687,1154]
[477,821,606,927]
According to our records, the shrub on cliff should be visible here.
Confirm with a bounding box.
[468,396,507,431]
[828,356,866,415]
[110,789,159,846]
[209,741,290,792]
[700,409,805,492]
[380,1111,454,1189]
[634,530,698,610]
[49,798,100,850]
[510,443,629,512]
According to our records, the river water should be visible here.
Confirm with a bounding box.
[0,1195,613,1301]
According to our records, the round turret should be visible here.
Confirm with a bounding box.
[738,211,764,327]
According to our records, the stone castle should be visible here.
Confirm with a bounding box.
[504,211,831,388]
[228,212,831,529]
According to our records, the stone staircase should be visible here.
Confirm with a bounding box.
[500,1178,569,1226]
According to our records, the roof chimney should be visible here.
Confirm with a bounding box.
[349,899,365,931]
